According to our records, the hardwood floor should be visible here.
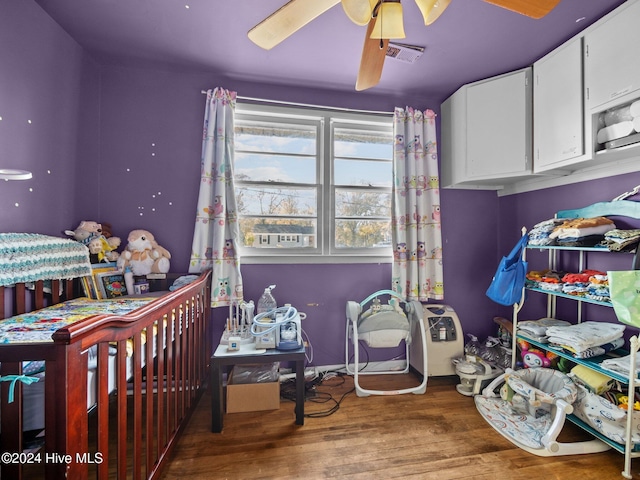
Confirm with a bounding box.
[160,373,640,479]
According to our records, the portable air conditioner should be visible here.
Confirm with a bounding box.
[410,304,464,376]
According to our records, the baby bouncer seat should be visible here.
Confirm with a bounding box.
[345,290,428,397]
[475,367,610,456]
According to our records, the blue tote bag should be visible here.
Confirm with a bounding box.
[486,233,529,306]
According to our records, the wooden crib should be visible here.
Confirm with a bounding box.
[0,270,211,480]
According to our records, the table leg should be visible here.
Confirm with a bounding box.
[295,356,304,425]
[211,361,223,433]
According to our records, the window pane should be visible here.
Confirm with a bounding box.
[335,189,391,217]
[333,127,393,160]
[335,219,391,248]
[239,218,316,249]
[236,186,317,216]
[235,152,316,184]
[236,122,316,155]
[334,159,392,187]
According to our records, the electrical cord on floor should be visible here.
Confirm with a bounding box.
[280,370,354,418]
[346,341,370,372]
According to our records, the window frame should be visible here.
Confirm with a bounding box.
[235,101,393,264]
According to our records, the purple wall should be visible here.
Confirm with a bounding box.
[0,0,100,235]
[6,0,638,368]
[96,65,501,366]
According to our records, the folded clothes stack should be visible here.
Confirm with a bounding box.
[516,318,624,359]
[527,216,617,247]
[517,317,571,343]
[586,273,611,302]
[546,321,626,358]
[601,353,640,379]
[601,228,640,252]
[528,218,566,246]
[549,216,616,247]
[526,269,564,292]
[525,269,610,302]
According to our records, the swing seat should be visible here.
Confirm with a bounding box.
[475,367,610,456]
[345,290,428,397]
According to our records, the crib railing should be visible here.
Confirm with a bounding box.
[0,271,211,480]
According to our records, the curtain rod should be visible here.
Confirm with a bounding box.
[200,90,393,117]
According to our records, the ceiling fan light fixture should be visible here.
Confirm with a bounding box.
[342,0,377,26]
[414,0,451,25]
[370,1,406,40]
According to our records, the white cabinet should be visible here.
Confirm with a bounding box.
[533,37,588,172]
[585,0,640,111]
[441,68,532,189]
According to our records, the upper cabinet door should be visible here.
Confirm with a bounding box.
[533,37,585,172]
[466,68,532,180]
[585,0,640,111]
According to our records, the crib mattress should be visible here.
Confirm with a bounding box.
[20,351,131,432]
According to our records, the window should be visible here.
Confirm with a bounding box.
[234,102,393,262]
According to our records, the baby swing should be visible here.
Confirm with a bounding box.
[345,290,428,397]
[475,367,610,456]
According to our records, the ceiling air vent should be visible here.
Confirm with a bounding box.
[386,43,425,63]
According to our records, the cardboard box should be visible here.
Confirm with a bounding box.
[226,371,280,413]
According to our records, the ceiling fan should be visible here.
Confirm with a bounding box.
[248,0,561,91]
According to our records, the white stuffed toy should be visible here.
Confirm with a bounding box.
[117,229,171,275]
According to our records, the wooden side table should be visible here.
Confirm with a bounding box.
[210,344,306,433]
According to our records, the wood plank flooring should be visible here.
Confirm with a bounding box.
[160,373,640,480]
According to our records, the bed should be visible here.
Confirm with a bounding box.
[0,234,212,480]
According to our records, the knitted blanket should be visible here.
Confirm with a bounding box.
[0,233,92,287]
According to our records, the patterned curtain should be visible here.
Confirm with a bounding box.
[391,107,444,301]
[189,88,243,307]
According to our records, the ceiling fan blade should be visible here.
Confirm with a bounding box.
[483,0,561,19]
[415,0,452,26]
[355,18,388,91]
[342,0,376,26]
[248,0,340,50]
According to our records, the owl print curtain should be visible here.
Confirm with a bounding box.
[391,107,444,302]
[189,87,243,307]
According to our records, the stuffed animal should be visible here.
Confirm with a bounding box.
[117,229,171,275]
[65,221,120,263]
[65,220,102,245]
[518,339,558,369]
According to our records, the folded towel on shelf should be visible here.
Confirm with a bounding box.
[570,364,615,394]
[560,337,625,359]
[549,217,616,244]
[552,224,617,240]
[517,318,571,337]
[546,321,626,353]
[601,354,640,379]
